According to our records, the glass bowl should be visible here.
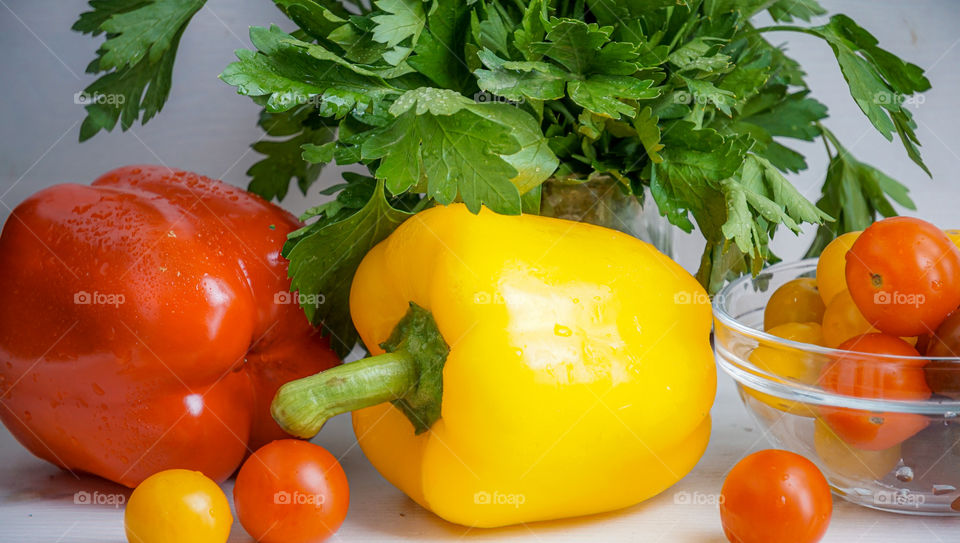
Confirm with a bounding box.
[714,259,960,515]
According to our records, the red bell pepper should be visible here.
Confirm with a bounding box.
[0,165,339,487]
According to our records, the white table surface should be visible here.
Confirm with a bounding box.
[2,374,958,543]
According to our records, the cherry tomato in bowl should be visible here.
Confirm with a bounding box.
[818,334,930,450]
[845,217,960,337]
[747,322,824,415]
[816,231,860,305]
[813,419,900,481]
[720,449,832,543]
[234,439,349,543]
[821,290,878,348]
[763,277,825,330]
[922,310,960,398]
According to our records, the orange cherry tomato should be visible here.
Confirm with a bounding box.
[818,334,930,450]
[763,278,825,330]
[234,440,349,543]
[816,231,861,305]
[720,449,832,543]
[845,217,960,336]
[821,290,877,348]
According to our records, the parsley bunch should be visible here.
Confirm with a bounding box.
[74,0,931,354]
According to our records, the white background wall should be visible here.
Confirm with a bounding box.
[1,0,958,273]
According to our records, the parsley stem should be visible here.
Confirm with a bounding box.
[755,25,821,37]
[817,123,835,160]
[546,101,576,124]
[668,9,702,51]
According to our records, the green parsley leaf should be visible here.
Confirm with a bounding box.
[246,106,336,201]
[720,177,789,258]
[406,0,472,90]
[768,0,826,23]
[531,19,629,75]
[475,50,566,101]
[632,106,665,163]
[742,89,828,141]
[96,1,200,70]
[513,0,549,58]
[285,180,411,356]
[471,5,513,58]
[327,19,394,65]
[477,17,660,119]
[361,88,524,213]
[717,86,826,172]
[465,102,560,194]
[651,120,827,290]
[73,0,205,140]
[73,0,148,36]
[569,76,660,119]
[586,0,681,28]
[301,141,337,165]
[762,15,931,173]
[220,25,400,114]
[696,242,752,295]
[720,153,830,263]
[683,76,736,116]
[760,141,808,173]
[754,155,830,226]
[669,37,732,75]
[649,121,749,232]
[272,0,351,43]
[805,126,915,257]
[300,173,382,224]
[371,0,426,48]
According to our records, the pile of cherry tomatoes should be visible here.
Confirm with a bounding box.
[761,216,960,450]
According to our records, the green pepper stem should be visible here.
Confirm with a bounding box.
[271,351,418,438]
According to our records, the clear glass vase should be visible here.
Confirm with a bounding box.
[539,177,674,257]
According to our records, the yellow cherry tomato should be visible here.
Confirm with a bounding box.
[125,469,232,543]
[753,322,824,383]
[816,231,861,305]
[821,290,878,348]
[746,322,824,416]
[813,419,900,480]
[763,278,826,331]
[820,292,916,347]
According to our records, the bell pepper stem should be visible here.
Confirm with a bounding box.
[271,351,418,438]
[272,303,449,438]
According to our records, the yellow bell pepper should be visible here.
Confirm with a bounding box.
[273,203,715,527]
